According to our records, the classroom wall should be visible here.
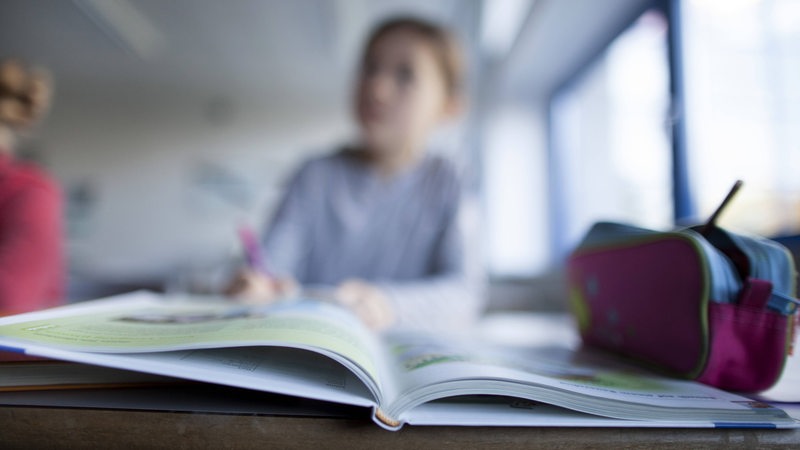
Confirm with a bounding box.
[28,83,557,308]
[33,85,354,298]
[21,72,557,308]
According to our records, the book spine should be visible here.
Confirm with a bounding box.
[372,407,402,431]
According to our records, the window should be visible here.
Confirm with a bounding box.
[550,10,673,258]
[483,105,549,276]
[682,0,800,236]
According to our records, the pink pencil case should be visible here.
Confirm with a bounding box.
[567,222,798,392]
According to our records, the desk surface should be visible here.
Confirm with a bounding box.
[2,377,799,449]
[3,404,800,449]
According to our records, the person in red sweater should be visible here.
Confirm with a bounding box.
[0,59,63,314]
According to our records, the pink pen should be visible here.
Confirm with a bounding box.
[237,225,273,278]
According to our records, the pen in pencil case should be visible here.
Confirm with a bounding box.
[767,292,800,316]
[237,225,273,277]
[701,180,743,237]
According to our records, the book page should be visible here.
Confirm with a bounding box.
[0,292,386,400]
[381,332,794,425]
[405,396,730,428]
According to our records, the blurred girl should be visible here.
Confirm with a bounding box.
[0,59,63,313]
[228,17,483,331]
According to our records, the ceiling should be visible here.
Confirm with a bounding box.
[503,0,652,100]
[0,0,652,105]
[0,0,467,102]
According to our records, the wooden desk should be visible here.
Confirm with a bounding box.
[3,404,800,449]
[2,383,799,449]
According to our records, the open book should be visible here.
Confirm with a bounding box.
[0,291,796,430]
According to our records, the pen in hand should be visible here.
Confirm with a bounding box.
[238,225,272,278]
[226,226,295,301]
[232,228,390,328]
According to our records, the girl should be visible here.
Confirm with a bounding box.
[228,17,483,331]
[0,59,63,314]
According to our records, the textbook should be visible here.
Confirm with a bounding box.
[0,291,796,430]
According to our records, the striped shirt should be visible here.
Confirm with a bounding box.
[263,149,484,332]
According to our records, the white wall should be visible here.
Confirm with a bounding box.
[35,86,354,294]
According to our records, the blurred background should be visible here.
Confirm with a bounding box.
[1,0,798,310]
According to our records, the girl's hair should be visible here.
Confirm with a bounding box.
[0,59,52,130]
[361,16,465,97]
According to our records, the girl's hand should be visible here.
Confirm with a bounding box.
[224,268,297,303]
[335,279,395,331]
